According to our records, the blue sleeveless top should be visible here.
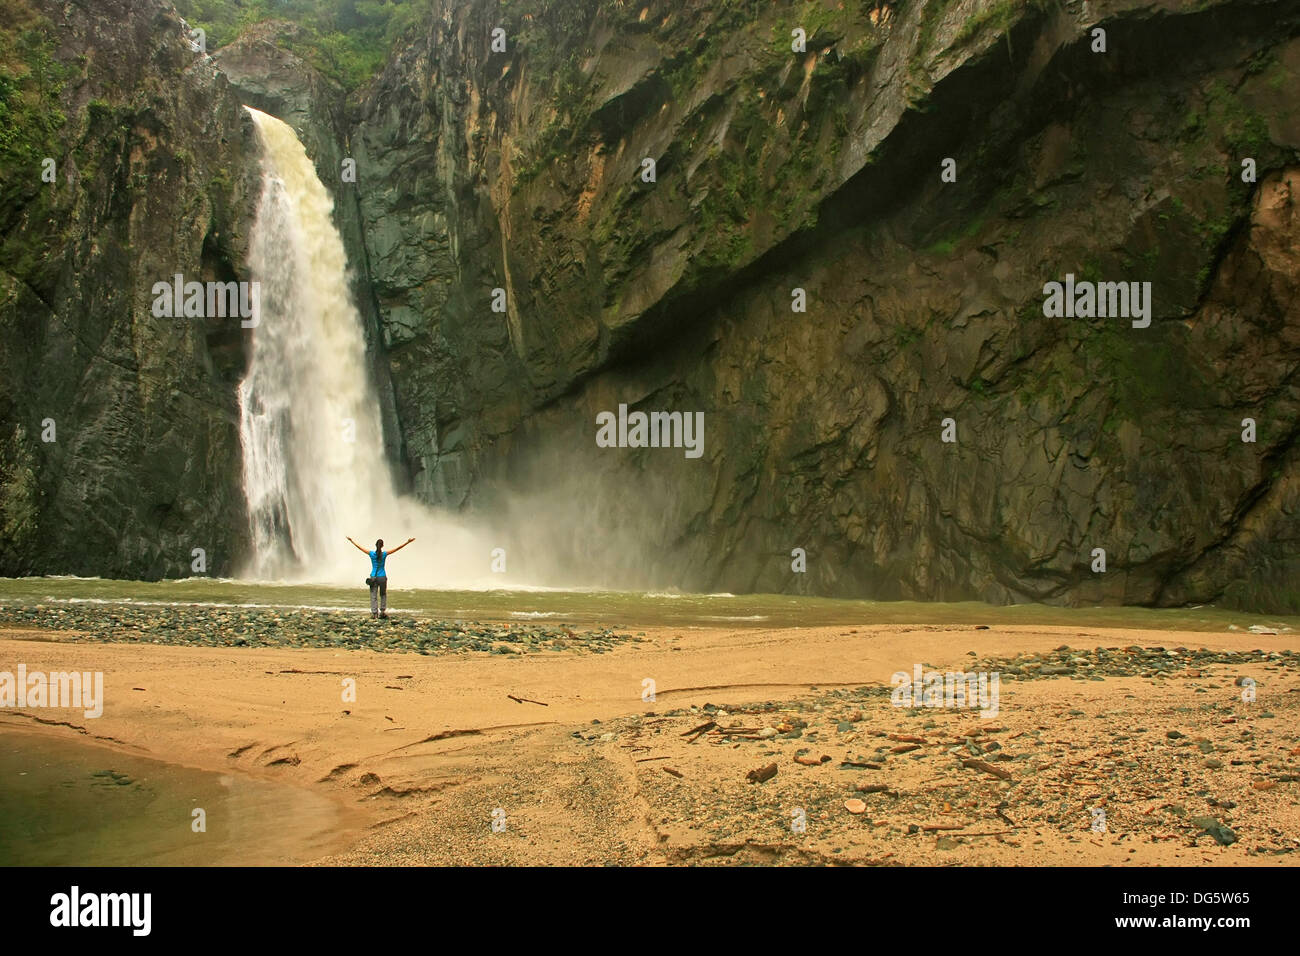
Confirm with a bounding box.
[368,549,387,578]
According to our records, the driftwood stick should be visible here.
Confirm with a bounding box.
[682,721,716,742]
[507,694,548,706]
[961,758,1013,780]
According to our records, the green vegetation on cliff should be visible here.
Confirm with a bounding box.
[0,0,68,217]
[173,0,426,89]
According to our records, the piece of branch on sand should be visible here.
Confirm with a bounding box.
[681,721,716,742]
[507,694,548,706]
[961,758,1013,780]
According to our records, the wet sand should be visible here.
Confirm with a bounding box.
[0,621,1296,865]
[0,724,359,865]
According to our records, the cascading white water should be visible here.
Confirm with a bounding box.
[238,107,494,586]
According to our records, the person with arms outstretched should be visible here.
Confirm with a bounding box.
[346,535,414,619]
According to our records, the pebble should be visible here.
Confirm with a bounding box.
[1191,816,1238,846]
[0,603,636,658]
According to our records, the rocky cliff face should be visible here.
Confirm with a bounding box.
[347,0,1300,610]
[0,0,260,578]
[4,0,1299,612]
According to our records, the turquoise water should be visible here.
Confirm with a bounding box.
[0,575,1297,632]
[0,729,350,866]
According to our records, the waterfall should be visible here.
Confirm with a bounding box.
[238,107,490,586]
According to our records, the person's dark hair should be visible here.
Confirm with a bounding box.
[375,538,383,551]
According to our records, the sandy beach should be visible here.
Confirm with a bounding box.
[2,616,1296,865]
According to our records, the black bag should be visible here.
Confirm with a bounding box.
[365,576,375,587]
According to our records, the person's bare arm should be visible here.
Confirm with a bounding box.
[345,536,369,554]
[388,537,416,554]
